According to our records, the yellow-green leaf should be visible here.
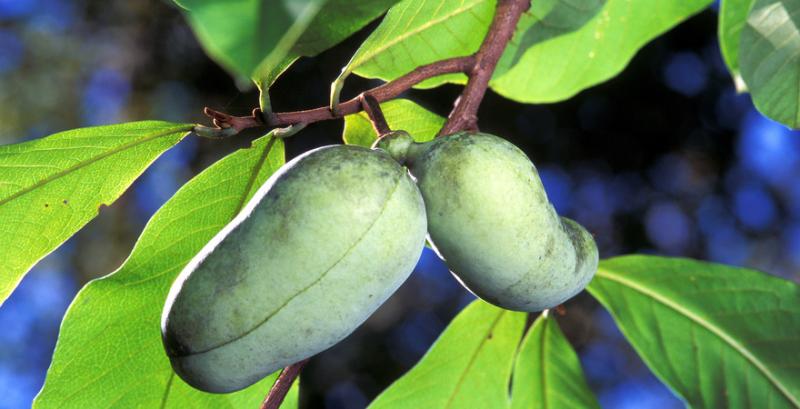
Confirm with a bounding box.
[511,313,600,409]
[343,99,444,147]
[0,121,192,305]
[369,300,525,409]
[718,0,755,90]
[35,135,290,408]
[490,0,713,103]
[331,0,496,106]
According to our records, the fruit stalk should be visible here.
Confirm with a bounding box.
[260,359,308,409]
[359,93,391,136]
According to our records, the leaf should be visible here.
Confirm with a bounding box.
[331,0,497,106]
[588,255,800,408]
[718,0,755,90]
[739,0,800,128]
[0,121,191,306]
[368,300,526,409]
[343,99,445,147]
[510,312,600,409]
[489,0,713,103]
[34,135,289,408]
[175,0,398,93]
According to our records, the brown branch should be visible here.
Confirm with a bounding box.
[200,1,527,139]
[359,93,391,136]
[201,56,473,136]
[438,0,530,135]
[260,359,309,409]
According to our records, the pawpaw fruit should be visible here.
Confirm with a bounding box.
[162,144,427,393]
[375,131,597,312]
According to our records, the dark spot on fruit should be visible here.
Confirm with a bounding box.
[487,332,493,339]
[63,200,68,204]
[44,203,49,207]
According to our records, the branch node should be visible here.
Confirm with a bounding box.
[273,123,307,139]
[193,124,238,139]
[202,107,263,135]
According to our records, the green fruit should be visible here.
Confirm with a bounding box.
[161,145,427,393]
[375,131,598,312]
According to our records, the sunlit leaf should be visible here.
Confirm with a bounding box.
[718,0,755,90]
[490,0,713,103]
[343,99,444,147]
[34,135,291,408]
[369,300,525,409]
[588,255,800,408]
[510,312,600,409]
[331,0,496,106]
[739,0,800,128]
[0,121,191,305]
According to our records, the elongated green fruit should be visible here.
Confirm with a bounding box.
[375,132,597,312]
[162,145,427,393]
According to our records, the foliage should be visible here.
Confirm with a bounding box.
[330,0,496,105]
[175,0,399,109]
[589,256,800,408]
[0,121,192,305]
[738,0,800,128]
[0,0,799,407]
[490,0,713,102]
[343,99,444,147]
[369,300,525,409]
[718,0,755,89]
[510,313,600,409]
[34,135,289,407]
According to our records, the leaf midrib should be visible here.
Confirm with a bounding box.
[597,268,800,407]
[539,317,549,409]
[443,310,507,409]
[0,125,191,206]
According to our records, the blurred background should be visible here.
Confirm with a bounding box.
[1,1,798,408]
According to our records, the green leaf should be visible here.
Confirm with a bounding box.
[368,300,526,409]
[331,0,497,106]
[510,313,600,409]
[343,99,445,147]
[490,0,713,103]
[739,0,800,128]
[588,255,800,408]
[0,121,191,306]
[35,135,289,408]
[175,0,398,92]
[718,0,755,90]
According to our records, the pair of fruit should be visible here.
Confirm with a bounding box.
[161,131,598,393]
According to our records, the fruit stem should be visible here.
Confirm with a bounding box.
[260,359,309,409]
[359,93,392,136]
